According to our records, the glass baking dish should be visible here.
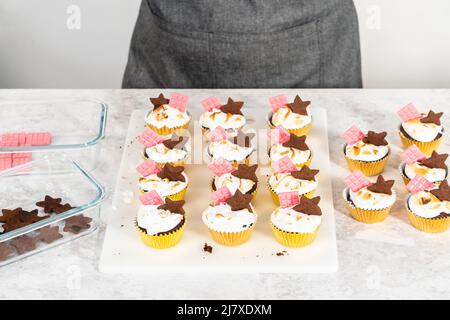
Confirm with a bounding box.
[0,156,106,267]
[0,99,108,171]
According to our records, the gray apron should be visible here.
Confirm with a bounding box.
[122,0,362,88]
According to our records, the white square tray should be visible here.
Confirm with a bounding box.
[99,108,338,273]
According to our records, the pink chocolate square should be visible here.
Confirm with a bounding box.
[139,129,164,148]
[278,191,300,208]
[139,190,164,206]
[397,103,422,122]
[169,92,188,112]
[269,95,288,113]
[208,157,235,176]
[207,126,228,142]
[400,145,426,165]
[406,175,434,193]
[201,96,221,112]
[210,186,232,205]
[272,156,297,174]
[341,126,365,145]
[268,126,290,144]
[344,170,371,192]
[25,132,52,146]
[136,159,161,177]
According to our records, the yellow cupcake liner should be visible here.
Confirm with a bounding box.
[147,120,190,136]
[343,189,393,223]
[344,150,390,177]
[406,206,450,233]
[268,181,315,206]
[267,116,313,136]
[206,226,255,246]
[399,130,442,157]
[271,224,319,248]
[139,186,187,201]
[268,150,313,169]
[136,220,186,249]
[398,163,446,188]
[210,178,257,200]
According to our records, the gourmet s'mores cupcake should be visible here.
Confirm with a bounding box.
[343,171,396,223]
[406,179,450,233]
[271,195,322,247]
[145,93,191,135]
[200,96,246,136]
[397,103,444,156]
[203,189,257,246]
[342,126,390,176]
[268,126,312,169]
[267,94,312,136]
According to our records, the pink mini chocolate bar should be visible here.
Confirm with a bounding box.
[341,126,365,145]
[139,129,164,147]
[169,92,188,112]
[268,126,290,145]
[344,170,371,192]
[136,159,161,177]
[406,175,434,193]
[210,186,232,205]
[278,191,300,208]
[272,156,297,174]
[201,96,221,112]
[207,126,228,142]
[269,95,288,113]
[400,145,426,165]
[397,103,422,122]
[139,190,165,206]
[208,157,235,177]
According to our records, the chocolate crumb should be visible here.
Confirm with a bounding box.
[203,243,213,254]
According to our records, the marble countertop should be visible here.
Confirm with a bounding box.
[0,89,449,300]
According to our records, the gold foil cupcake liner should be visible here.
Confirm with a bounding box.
[147,120,190,136]
[210,178,257,200]
[136,220,186,249]
[406,205,450,233]
[342,189,393,223]
[268,181,315,206]
[344,149,390,177]
[399,130,442,157]
[271,224,319,248]
[207,226,255,246]
[267,113,313,136]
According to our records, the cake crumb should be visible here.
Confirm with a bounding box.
[274,250,289,256]
[203,243,213,254]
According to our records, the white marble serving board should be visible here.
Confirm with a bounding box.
[99,108,338,273]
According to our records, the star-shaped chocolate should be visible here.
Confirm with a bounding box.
[291,166,319,181]
[10,235,39,255]
[0,243,14,261]
[54,203,74,214]
[362,131,388,146]
[150,93,170,110]
[293,196,322,216]
[420,110,443,126]
[163,135,189,150]
[157,164,186,182]
[229,131,255,148]
[38,226,63,244]
[431,180,450,202]
[36,196,62,213]
[282,134,309,151]
[63,215,92,234]
[287,95,311,116]
[1,209,49,233]
[220,98,244,115]
[419,151,448,170]
[158,198,186,215]
[367,176,395,195]
[231,164,258,183]
[225,190,252,212]
[0,208,23,223]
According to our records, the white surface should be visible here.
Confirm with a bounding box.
[1,1,450,88]
[99,108,338,273]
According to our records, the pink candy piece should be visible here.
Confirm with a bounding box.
[397,103,422,122]
[201,96,221,112]
[210,186,232,206]
[208,157,236,177]
[342,125,365,145]
[272,156,297,174]
[406,175,434,193]
[139,190,165,206]
[268,126,290,144]
[139,129,164,148]
[344,170,372,192]
[169,92,188,112]
[136,159,161,177]
[401,145,426,165]
[26,132,52,146]
[207,126,228,142]
[0,157,12,171]
[278,191,300,208]
[12,157,31,167]
[269,95,288,113]
[1,133,26,146]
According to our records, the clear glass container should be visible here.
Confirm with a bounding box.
[0,156,106,266]
[0,99,108,171]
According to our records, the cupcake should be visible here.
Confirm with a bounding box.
[406,180,450,233]
[136,196,186,249]
[343,172,396,223]
[145,93,191,135]
[271,195,322,247]
[200,96,246,136]
[203,190,257,246]
[268,128,312,169]
[268,165,319,205]
[400,149,448,186]
[211,164,258,198]
[342,126,390,176]
[143,134,190,167]
[138,163,188,201]
[397,104,444,156]
[267,94,312,136]
[207,130,254,167]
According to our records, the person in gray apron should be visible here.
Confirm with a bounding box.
[122,0,362,88]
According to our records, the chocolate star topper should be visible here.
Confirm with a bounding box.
[291,166,319,181]
[293,196,322,216]
[0,208,23,223]
[229,131,255,148]
[225,190,252,212]
[63,215,92,234]
[231,164,258,183]
[163,135,189,150]
[282,134,309,151]
[36,196,62,213]
[419,151,448,170]
[1,209,49,234]
[420,110,443,126]
[0,243,14,261]
[220,98,244,115]
[54,203,74,214]
[362,131,388,146]
[150,93,170,110]
[157,164,186,182]
[287,95,311,116]
[38,226,63,244]
[430,180,450,202]
[367,175,395,195]
[10,235,39,255]
[158,198,186,215]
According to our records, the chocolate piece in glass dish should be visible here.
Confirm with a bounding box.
[63,215,93,235]
[0,208,49,234]
[38,226,63,244]
[36,195,75,215]
[10,235,39,255]
[0,243,14,261]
